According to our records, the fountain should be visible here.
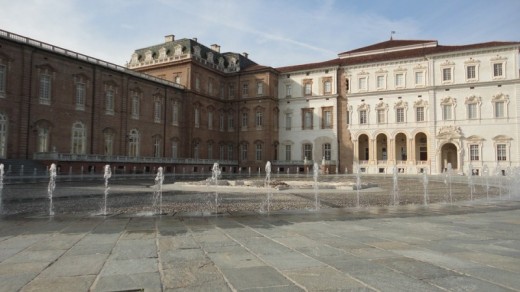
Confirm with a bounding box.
[20,165,24,177]
[312,162,320,210]
[482,165,490,200]
[422,168,429,206]
[48,163,56,216]
[445,163,453,204]
[355,163,361,207]
[102,164,111,216]
[392,165,399,206]
[0,164,4,213]
[263,161,272,213]
[495,164,502,199]
[211,163,221,214]
[153,167,164,215]
[467,164,475,201]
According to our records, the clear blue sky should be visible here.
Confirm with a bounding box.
[1,0,519,67]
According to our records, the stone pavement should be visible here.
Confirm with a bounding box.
[0,199,519,291]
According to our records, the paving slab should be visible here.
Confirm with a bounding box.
[21,275,96,292]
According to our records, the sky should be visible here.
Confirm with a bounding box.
[1,0,519,68]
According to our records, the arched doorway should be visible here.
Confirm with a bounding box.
[395,133,407,162]
[376,133,388,161]
[440,143,458,171]
[358,134,369,161]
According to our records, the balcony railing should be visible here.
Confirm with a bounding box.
[33,152,237,165]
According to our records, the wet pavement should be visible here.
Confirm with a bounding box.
[0,197,519,291]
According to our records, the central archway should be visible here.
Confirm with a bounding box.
[440,143,458,170]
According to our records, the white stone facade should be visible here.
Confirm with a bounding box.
[345,41,520,175]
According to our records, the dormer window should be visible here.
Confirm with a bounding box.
[174,45,182,56]
[193,46,201,58]
[207,52,214,63]
[144,50,153,62]
[158,47,167,59]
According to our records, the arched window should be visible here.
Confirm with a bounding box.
[0,113,7,158]
[37,127,49,152]
[71,122,86,154]
[128,129,140,157]
[103,129,114,156]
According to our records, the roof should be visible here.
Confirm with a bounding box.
[339,39,437,55]
[276,58,340,73]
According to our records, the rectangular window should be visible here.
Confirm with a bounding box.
[208,78,213,95]
[359,110,367,124]
[324,80,331,94]
[154,101,162,123]
[493,63,503,77]
[219,114,225,131]
[0,65,5,96]
[396,108,404,123]
[227,145,233,160]
[208,144,213,159]
[303,109,313,129]
[442,68,452,82]
[229,84,235,98]
[256,81,263,95]
[442,104,452,120]
[395,73,404,87]
[195,75,200,91]
[172,142,178,159]
[377,109,385,124]
[241,112,248,129]
[208,112,213,129]
[75,83,86,110]
[415,71,424,86]
[304,83,312,96]
[376,75,385,89]
[131,95,139,119]
[323,110,332,128]
[285,113,292,130]
[285,145,291,161]
[358,77,367,90]
[220,83,225,99]
[323,144,331,161]
[242,83,249,97]
[285,84,292,97]
[303,144,312,160]
[194,108,200,128]
[495,101,505,118]
[466,65,476,80]
[470,145,479,161]
[219,145,225,160]
[241,144,247,161]
[255,144,262,161]
[105,90,114,114]
[497,144,507,161]
[255,112,263,128]
[39,74,51,104]
[228,114,234,131]
[467,103,477,119]
[416,107,424,122]
[172,103,179,125]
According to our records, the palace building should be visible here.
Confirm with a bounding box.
[0,29,518,175]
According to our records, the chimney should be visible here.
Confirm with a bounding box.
[193,37,198,42]
[211,44,221,53]
[164,34,175,43]
[242,52,248,59]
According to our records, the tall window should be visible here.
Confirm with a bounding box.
[497,144,507,161]
[153,135,162,157]
[219,145,225,160]
[416,107,424,122]
[396,108,405,123]
[323,143,331,161]
[377,109,386,124]
[442,104,452,120]
[241,144,248,161]
[359,110,367,124]
[0,114,7,158]
[285,84,292,97]
[466,65,476,80]
[442,68,452,82]
[256,81,263,95]
[131,94,140,119]
[255,143,262,161]
[304,82,312,96]
[105,89,114,115]
[324,80,332,94]
[467,103,477,119]
[255,111,263,128]
[415,71,424,86]
[395,73,404,87]
[303,143,312,160]
[495,101,505,118]
[228,114,234,131]
[75,82,86,111]
[193,143,199,159]
[376,75,385,89]
[208,111,214,130]
[285,113,292,130]
[39,73,52,104]
[208,143,213,159]
[242,83,249,97]
[358,77,367,91]
[470,145,479,161]
[322,108,332,128]
[285,145,291,161]
[71,122,86,154]
[154,100,162,123]
[128,129,140,157]
[172,102,179,125]
[194,108,200,128]
[208,78,213,95]
[227,144,233,160]
[104,131,113,156]
[0,65,6,97]
[219,114,225,131]
[195,74,200,91]
[303,109,313,129]
[171,141,178,158]
[229,84,235,98]
[493,63,503,78]
[37,127,49,152]
[241,112,248,129]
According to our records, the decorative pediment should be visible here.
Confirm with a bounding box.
[465,95,481,104]
[437,126,462,140]
[440,96,456,105]
[103,80,118,91]
[414,63,427,70]
[493,135,512,141]
[466,135,485,142]
[441,60,455,66]
[73,73,89,83]
[414,99,428,107]
[492,93,509,102]
[240,107,250,112]
[357,70,369,76]
[375,101,388,110]
[464,57,480,65]
[393,66,407,72]
[357,103,369,111]
[375,68,387,74]
[254,105,265,111]
[490,55,507,61]
[394,100,408,109]
[36,63,57,73]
